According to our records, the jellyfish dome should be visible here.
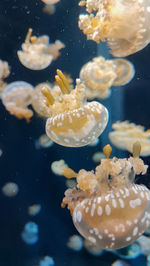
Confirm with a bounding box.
[61,143,150,250]
[41,69,108,147]
[78,0,150,57]
[1,81,34,121]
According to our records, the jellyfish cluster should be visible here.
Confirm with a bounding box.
[1,0,150,264]
[79,56,135,99]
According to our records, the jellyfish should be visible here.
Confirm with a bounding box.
[136,235,150,255]
[79,57,135,100]
[35,134,54,149]
[78,0,150,57]
[41,69,108,147]
[41,0,59,4]
[67,235,83,251]
[21,222,39,245]
[51,159,69,176]
[39,256,55,266]
[111,260,130,266]
[17,28,65,70]
[1,81,34,122]
[109,121,150,157]
[28,204,41,216]
[61,143,150,250]
[0,60,10,97]
[84,239,104,256]
[2,182,19,197]
[112,242,142,259]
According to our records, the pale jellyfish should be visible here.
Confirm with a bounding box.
[0,59,10,97]
[61,143,150,250]
[28,204,41,216]
[51,159,69,176]
[17,28,65,70]
[2,182,19,197]
[112,59,135,86]
[39,256,55,266]
[67,235,83,251]
[41,69,108,147]
[35,134,54,149]
[1,81,34,122]
[109,121,150,156]
[78,0,150,57]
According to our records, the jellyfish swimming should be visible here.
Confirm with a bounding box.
[109,121,150,157]
[2,182,19,197]
[21,221,39,245]
[61,142,150,250]
[17,28,65,70]
[0,59,10,97]
[1,81,34,122]
[79,56,135,100]
[41,69,108,147]
[78,0,150,57]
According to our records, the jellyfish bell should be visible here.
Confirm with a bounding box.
[61,143,150,250]
[78,0,150,57]
[42,69,108,147]
[1,81,34,121]
[112,59,135,86]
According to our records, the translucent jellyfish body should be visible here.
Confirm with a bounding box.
[78,0,150,57]
[109,121,150,157]
[79,57,135,100]
[2,182,19,197]
[0,60,10,97]
[41,70,108,147]
[61,143,150,250]
[17,28,65,70]
[21,222,39,245]
[1,81,34,121]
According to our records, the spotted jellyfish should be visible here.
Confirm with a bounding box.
[78,0,150,57]
[17,28,65,70]
[41,69,108,147]
[61,142,150,250]
[1,81,34,122]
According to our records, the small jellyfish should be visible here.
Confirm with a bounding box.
[0,149,3,157]
[67,235,83,251]
[35,134,54,149]
[61,143,150,250]
[0,60,10,97]
[111,260,130,266]
[51,159,69,176]
[88,137,99,147]
[41,0,59,4]
[136,235,150,255]
[2,182,19,197]
[1,81,34,121]
[39,256,55,266]
[17,28,65,70]
[21,221,39,245]
[112,59,135,86]
[78,0,150,57]
[28,204,41,216]
[109,121,150,157]
[41,69,108,147]
[92,151,105,163]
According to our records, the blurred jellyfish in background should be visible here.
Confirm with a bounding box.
[51,159,69,176]
[92,151,105,163]
[39,256,55,266]
[28,204,41,217]
[111,259,130,266]
[67,235,83,252]
[2,182,19,197]
[35,134,54,150]
[1,81,34,122]
[21,222,39,245]
[17,28,65,70]
[84,239,104,256]
[0,60,10,97]
[109,121,150,156]
[112,242,142,260]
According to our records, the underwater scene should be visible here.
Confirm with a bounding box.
[1,0,150,265]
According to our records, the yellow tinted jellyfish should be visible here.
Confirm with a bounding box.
[1,81,34,122]
[78,0,150,57]
[79,57,135,99]
[17,28,65,70]
[109,121,150,157]
[41,69,108,147]
[61,143,150,250]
